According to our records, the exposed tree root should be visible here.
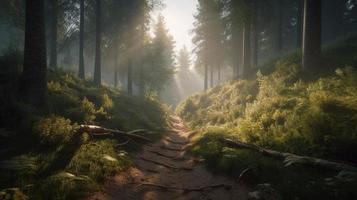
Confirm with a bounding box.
[187,131,198,139]
[139,156,193,170]
[137,182,232,192]
[147,149,177,159]
[160,145,184,152]
[219,138,357,172]
[164,138,189,145]
[78,125,152,142]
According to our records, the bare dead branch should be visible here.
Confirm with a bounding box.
[219,138,357,172]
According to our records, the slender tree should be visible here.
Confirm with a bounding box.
[296,0,303,48]
[204,63,208,91]
[49,0,58,69]
[94,0,102,86]
[251,1,259,68]
[242,21,251,77]
[20,0,47,105]
[210,65,214,87]
[177,46,191,72]
[302,0,321,70]
[127,59,133,95]
[78,0,85,79]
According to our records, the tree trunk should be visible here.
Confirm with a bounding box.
[127,59,133,95]
[210,65,214,88]
[94,0,102,86]
[232,26,243,79]
[204,63,208,91]
[49,0,58,69]
[251,6,259,68]
[217,64,221,84]
[139,63,144,96]
[20,0,47,106]
[271,0,283,54]
[277,0,283,52]
[242,21,251,78]
[78,0,85,79]
[114,67,118,88]
[296,0,303,49]
[302,0,321,71]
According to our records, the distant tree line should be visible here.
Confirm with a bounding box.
[193,0,357,90]
[0,0,176,105]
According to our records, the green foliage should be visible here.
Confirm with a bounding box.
[35,172,96,200]
[0,68,169,199]
[179,65,357,161]
[33,116,77,147]
[190,127,357,199]
[179,62,357,199]
[66,140,131,183]
[0,188,28,200]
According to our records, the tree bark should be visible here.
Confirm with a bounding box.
[232,26,243,79]
[114,67,118,88]
[78,0,85,79]
[210,65,214,88]
[204,63,208,91]
[302,0,321,71]
[242,22,251,78]
[139,63,144,96]
[296,0,303,49]
[49,0,58,69]
[94,0,102,86]
[251,5,259,68]
[217,64,221,84]
[20,0,47,106]
[127,59,133,95]
[271,0,283,54]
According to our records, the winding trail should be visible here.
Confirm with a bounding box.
[88,116,249,200]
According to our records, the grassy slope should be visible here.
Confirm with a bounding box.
[177,36,357,199]
[0,68,170,199]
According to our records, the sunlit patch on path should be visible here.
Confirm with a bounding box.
[86,116,249,200]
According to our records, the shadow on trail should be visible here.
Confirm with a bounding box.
[87,116,249,200]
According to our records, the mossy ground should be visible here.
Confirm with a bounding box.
[177,36,357,199]
[0,67,170,199]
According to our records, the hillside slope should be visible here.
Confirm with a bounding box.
[0,67,170,199]
[176,37,357,199]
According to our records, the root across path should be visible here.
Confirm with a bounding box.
[87,116,249,200]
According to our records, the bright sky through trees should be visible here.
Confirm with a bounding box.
[155,0,197,52]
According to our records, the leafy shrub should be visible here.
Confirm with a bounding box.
[35,172,96,200]
[33,116,77,147]
[66,140,131,182]
[179,65,357,160]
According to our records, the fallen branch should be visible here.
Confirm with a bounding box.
[219,138,357,172]
[137,182,232,192]
[147,149,178,159]
[139,156,192,170]
[164,138,189,145]
[160,145,184,152]
[78,125,152,142]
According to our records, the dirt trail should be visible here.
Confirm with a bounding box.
[88,116,249,200]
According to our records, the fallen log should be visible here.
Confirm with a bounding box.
[137,182,232,192]
[219,138,357,172]
[78,125,152,142]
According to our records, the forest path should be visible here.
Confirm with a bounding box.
[88,116,249,200]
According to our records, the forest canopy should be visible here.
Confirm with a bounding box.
[1,0,357,199]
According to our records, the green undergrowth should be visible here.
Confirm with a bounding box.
[0,66,170,199]
[260,34,357,77]
[191,130,357,199]
[177,36,357,199]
